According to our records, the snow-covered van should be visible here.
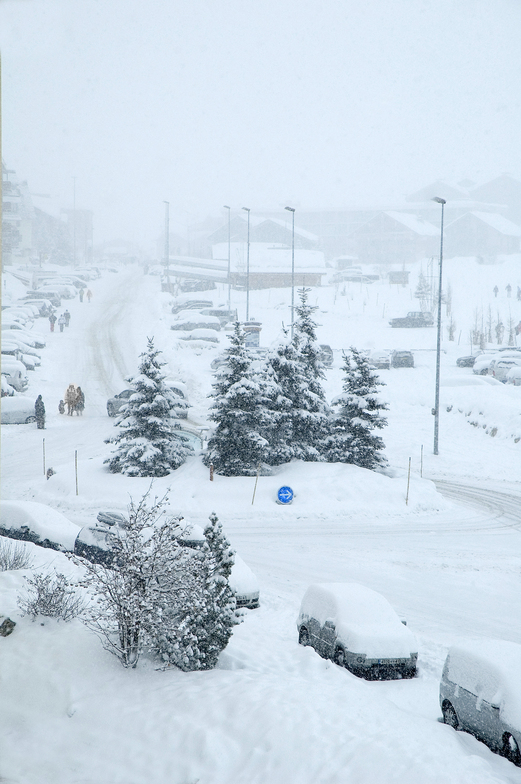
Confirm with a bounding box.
[297,583,418,679]
[440,640,521,765]
[1,358,29,392]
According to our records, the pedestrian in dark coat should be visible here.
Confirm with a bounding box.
[75,387,85,416]
[35,395,45,429]
[65,384,76,415]
[58,400,65,414]
[506,284,512,298]
[493,286,499,298]
[49,313,57,332]
[64,310,71,327]
[58,314,66,333]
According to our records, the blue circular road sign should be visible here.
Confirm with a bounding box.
[277,486,294,505]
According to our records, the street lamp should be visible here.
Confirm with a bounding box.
[285,206,296,337]
[432,196,446,455]
[242,207,250,321]
[224,206,231,313]
[163,201,171,293]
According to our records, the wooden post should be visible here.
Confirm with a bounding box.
[42,438,46,476]
[405,457,411,505]
[75,450,79,496]
[210,463,214,481]
[252,462,262,505]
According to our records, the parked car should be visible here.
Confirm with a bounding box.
[0,500,80,550]
[389,312,434,328]
[297,583,418,679]
[179,329,220,344]
[319,344,334,368]
[2,347,40,371]
[0,395,36,423]
[391,350,414,368]
[473,350,521,377]
[25,290,62,307]
[199,308,238,327]
[22,298,55,316]
[107,387,188,418]
[171,297,213,315]
[1,359,29,392]
[489,356,521,382]
[1,375,15,396]
[506,367,521,386]
[456,354,479,368]
[171,312,221,332]
[370,350,391,370]
[1,326,46,348]
[440,640,521,766]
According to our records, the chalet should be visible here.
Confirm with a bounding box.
[444,212,521,257]
[348,211,439,264]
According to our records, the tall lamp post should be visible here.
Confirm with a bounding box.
[432,196,446,456]
[224,205,231,312]
[242,207,250,321]
[285,206,296,337]
[163,201,171,293]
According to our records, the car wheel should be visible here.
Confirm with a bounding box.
[442,703,459,730]
[25,416,36,424]
[503,734,521,765]
[333,647,345,667]
[298,627,310,646]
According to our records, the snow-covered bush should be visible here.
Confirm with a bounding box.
[105,337,192,477]
[78,491,240,670]
[0,538,33,571]
[204,323,270,476]
[327,347,388,469]
[18,571,85,622]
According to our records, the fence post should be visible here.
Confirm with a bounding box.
[210,463,214,482]
[405,457,411,505]
[42,438,46,476]
[75,450,79,496]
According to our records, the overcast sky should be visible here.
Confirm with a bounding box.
[2,0,521,250]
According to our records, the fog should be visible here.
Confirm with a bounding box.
[2,0,521,249]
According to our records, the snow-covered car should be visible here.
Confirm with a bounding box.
[199,308,238,327]
[1,335,42,358]
[488,356,521,382]
[506,366,521,386]
[170,312,221,332]
[1,359,29,392]
[1,375,15,396]
[179,329,220,344]
[1,325,46,348]
[2,347,40,371]
[456,354,479,368]
[24,291,62,308]
[370,351,391,370]
[106,388,189,418]
[319,344,334,368]
[0,395,37,423]
[171,297,213,315]
[230,555,260,609]
[389,312,434,328]
[440,640,521,766]
[0,500,80,551]
[297,583,418,679]
[391,350,414,368]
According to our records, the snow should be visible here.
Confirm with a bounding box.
[1,260,521,783]
[0,500,80,551]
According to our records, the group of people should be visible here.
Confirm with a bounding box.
[492,284,521,300]
[49,310,71,332]
[79,288,93,303]
[61,384,85,416]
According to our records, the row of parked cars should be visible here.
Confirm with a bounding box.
[457,347,521,385]
[298,582,521,767]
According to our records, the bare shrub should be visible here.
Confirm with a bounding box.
[0,538,33,571]
[18,571,86,622]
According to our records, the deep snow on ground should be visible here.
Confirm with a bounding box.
[1,259,521,784]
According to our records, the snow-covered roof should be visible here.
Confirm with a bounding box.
[384,212,439,236]
[236,213,318,242]
[469,211,521,236]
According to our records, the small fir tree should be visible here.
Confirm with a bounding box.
[262,333,300,466]
[204,323,269,476]
[105,338,192,477]
[415,271,432,311]
[327,347,388,469]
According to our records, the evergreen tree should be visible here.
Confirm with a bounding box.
[204,323,269,476]
[262,333,299,466]
[289,288,330,461]
[414,271,431,310]
[105,338,192,477]
[327,347,388,469]
[152,513,241,672]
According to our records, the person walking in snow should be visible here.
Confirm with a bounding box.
[74,387,85,416]
[493,285,499,298]
[58,314,66,333]
[86,289,92,303]
[49,312,57,332]
[35,395,45,429]
[58,400,65,415]
[506,284,512,298]
[65,384,77,416]
[79,288,84,303]
[64,310,71,327]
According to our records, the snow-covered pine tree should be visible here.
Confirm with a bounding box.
[105,338,192,477]
[152,512,241,671]
[414,271,432,311]
[204,322,270,476]
[326,347,388,469]
[262,331,303,466]
[289,288,330,461]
